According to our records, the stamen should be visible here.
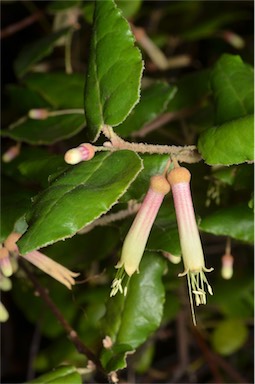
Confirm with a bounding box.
[110,267,125,297]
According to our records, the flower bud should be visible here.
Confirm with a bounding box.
[64,143,95,165]
[2,144,20,163]
[0,301,9,322]
[28,109,49,120]
[221,253,234,280]
[0,247,13,277]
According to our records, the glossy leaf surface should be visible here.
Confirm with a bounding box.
[198,115,254,165]
[14,28,70,78]
[101,253,166,371]
[210,54,254,124]
[2,114,85,145]
[200,203,254,243]
[116,83,177,137]
[211,319,248,356]
[1,178,32,242]
[198,54,254,165]
[84,0,143,141]
[24,72,84,109]
[28,365,82,383]
[18,151,143,254]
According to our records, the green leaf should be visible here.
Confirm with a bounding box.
[210,54,254,124]
[28,365,82,384]
[18,153,66,188]
[199,203,254,243]
[101,252,166,372]
[2,114,85,145]
[116,82,177,137]
[167,69,210,112]
[210,277,253,318]
[84,0,143,141]
[116,0,142,19]
[6,84,50,117]
[121,154,170,202]
[0,178,32,242]
[147,202,181,256]
[198,114,254,165]
[24,72,85,109]
[181,13,249,41]
[47,0,81,12]
[211,319,248,356]
[14,28,71,78]
[18,151,143,254]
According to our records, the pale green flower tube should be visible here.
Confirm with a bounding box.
[111,175,170,296]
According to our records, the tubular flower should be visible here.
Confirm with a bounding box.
[111,175,170,297]
[167,166,213,325]
[4,232,79,290]
[22,251,79,290]
[64,143,95,165]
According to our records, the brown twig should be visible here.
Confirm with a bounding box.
[78,201,141,234]
[1,11,44,39]
[132,106,201,139]
[192,327,248,383]
[19,259,109,381]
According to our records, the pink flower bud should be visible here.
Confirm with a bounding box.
[0,247,13,277]
[64,143,95,165]
[167,166,213,325]
[111,175,170,296]
[2,144,20,163]
[221,253,234,280]
[28,109,49,120]
[221,30,245,50]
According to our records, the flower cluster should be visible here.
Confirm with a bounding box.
[0,232,79,322]
[111,162,213,326]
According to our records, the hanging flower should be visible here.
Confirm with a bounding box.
[221,253,234,280]
[111,174,170,296]
[167,165,213,325]
[4,232,79,290]
[0,246,13,277]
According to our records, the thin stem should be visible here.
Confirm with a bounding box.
[192,327,247,384]
[65,30,74,74]
[19,259,108,380]
[101,125,201,163]
[78,201,141,234]
[48,109,84,116]
[1,11,44,39]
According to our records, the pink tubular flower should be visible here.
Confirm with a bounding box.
[22,251,79,289]
[64,143,95,165]
[110,175,170,296]
[4,232,79,289]
[167,166,213,325]
[2,144,21,163]
[28,109,49,120]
